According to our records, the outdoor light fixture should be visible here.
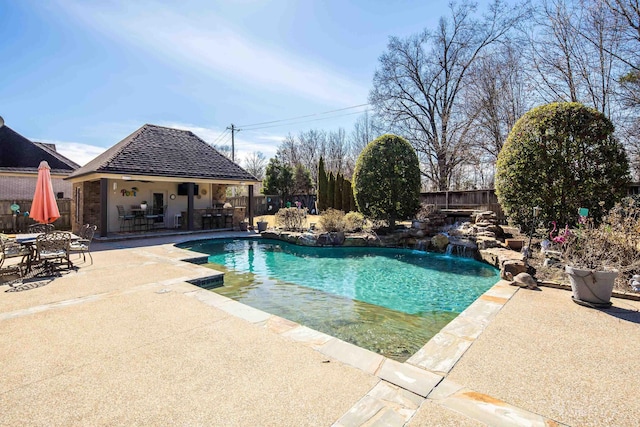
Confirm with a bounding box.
[122,176,131,180]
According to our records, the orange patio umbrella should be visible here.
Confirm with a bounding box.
[29,160,60,224]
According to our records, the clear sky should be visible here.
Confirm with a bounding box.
[1,1,452,166]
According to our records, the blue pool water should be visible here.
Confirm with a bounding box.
[178,238,499,361]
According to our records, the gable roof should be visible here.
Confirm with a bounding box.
[67,124,258,182]
[0,125,79,174]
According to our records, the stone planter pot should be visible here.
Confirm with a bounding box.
[565,265,618,308]
[257,221,268,232]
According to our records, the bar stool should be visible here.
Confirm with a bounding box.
[201,209,213,229]
[223,208,234,228]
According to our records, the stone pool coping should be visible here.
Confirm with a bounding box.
[189,273,563,426]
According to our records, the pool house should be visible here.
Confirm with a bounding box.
[65,124,260,237]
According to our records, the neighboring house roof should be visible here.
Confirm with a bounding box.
[67,124,258,182]
[0,125,79,174]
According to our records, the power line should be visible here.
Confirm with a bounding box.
[241,109,371,132]
[212,132,232,147]
[210,128,230,145]
[238,103,369,129]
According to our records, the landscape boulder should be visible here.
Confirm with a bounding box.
[431,233,450,251]
[513,272,539,290]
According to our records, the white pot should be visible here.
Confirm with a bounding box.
[565,265,617,305]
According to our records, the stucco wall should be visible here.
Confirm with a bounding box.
[105,180,228,233]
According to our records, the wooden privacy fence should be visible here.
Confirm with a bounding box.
[229,191,507,222]
[227,195,316,216]
[420,189,506,223]
[0,199,72,232]
[226,195,281,216]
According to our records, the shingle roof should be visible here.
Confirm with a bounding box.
[67,124,258,182]
[0,125,79,173]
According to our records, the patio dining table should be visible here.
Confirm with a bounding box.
[130,208,159,231]
[12,232,80,273]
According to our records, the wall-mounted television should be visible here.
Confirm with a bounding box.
[177,183,199,196]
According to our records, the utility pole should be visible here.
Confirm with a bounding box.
[226,123,238,162]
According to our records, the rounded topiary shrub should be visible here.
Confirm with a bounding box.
[495,102,629,228]
[352,134,420,228]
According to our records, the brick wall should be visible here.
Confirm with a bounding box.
[0,175,73,200]
[71,181,101,234]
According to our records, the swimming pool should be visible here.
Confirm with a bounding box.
[179,238,499,361]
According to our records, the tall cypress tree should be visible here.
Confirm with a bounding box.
[317,157,328,212]
[350,181,357,212]
[328,171,335,210]
[334,173,343,211]
[342,178,352,212]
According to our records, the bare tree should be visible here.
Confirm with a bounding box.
[297,129,327,184]
[349,112,379,155]
[464,42,529,161]
[275,133,299,167]
[525,0,583,102]
[213,143,232,160]
[326,128,348,176]
[602,0,640,73]
[369,0,524,190]
[347,112,382,177]
[524,0,621,114]
[596,0,640,110]
[243,151,267,180]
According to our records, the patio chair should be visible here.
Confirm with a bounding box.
[0,238,27,282]
[201,208,213,230]
[28,223,54,234]
[156,205,168,228]
[223,207,234,228]
[36,231,73,271]
[117,205,135,232]
[143,211,158,230]
[69,225,97,264]
[212,204,224,228]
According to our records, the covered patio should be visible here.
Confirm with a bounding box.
[65,124,260,237]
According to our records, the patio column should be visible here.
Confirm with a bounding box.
[100,178,108,237]
[187,183,194,231]
[248,184,254,227]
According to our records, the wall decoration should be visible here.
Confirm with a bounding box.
[201,188,208,195]
[170,194,176,200]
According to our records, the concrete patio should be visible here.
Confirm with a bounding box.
[1,232,639,426]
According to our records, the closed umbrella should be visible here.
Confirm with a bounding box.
[29,161,60,224]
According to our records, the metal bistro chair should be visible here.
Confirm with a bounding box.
[0,237,29,281]
[117,205,135,232]
[69,225,97,264]
[28,223,54,234]
[144,208,159,231]
[36,231,73,272]
[156,205,168,228]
